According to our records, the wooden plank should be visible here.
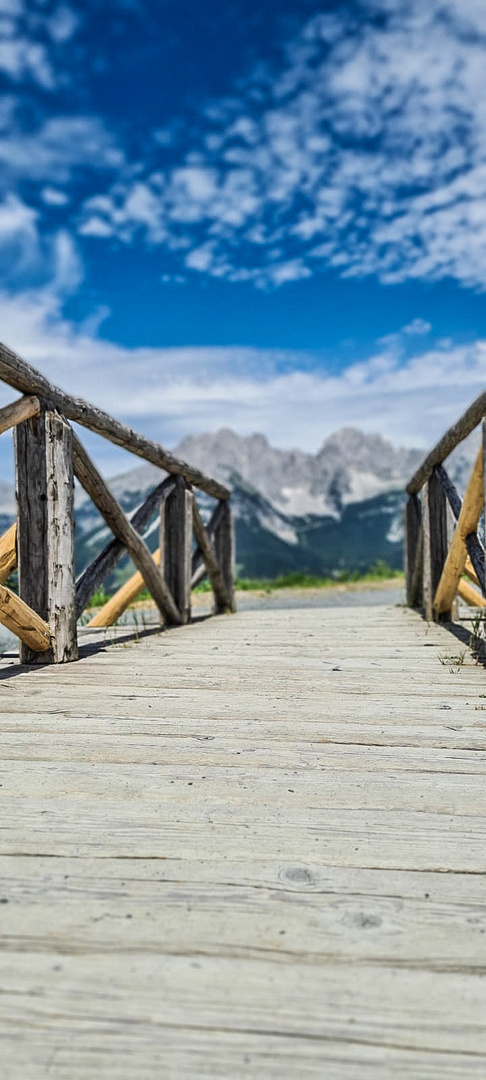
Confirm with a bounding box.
[75,476,176,617]
[213,498,236,613]
[1,603,486,1075]
[1,856,486,971]
[0,582,50,651]
[14,402,52,663]
[0,522,16,583]
[45,411,78,663]
[404,494,421,607]
[0,339,230,500]
[192,499,233,613]
[422,471,451,620]
[406,388,486,494]
[160,477,193,623]
[71,432,181,626]
[0,394,39,434]
[87,549,162,627]
[434,446,484,615]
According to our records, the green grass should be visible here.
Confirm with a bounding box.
[193,560,404,594]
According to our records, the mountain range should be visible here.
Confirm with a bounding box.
[0,427,476,584]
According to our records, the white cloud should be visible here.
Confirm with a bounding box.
[75,0,486,290]
[1,285,485,480]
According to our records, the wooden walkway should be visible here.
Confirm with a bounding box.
[1,603,486,1078]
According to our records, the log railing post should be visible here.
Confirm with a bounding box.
[160,477,193,625]
[14,405,77,663]
[422,471,451,622]
[404,494,422,608]
[213,501,236,614]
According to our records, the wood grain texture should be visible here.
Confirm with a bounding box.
[75,475,176,617]
[1,604,486,1077]
[0,582,50,650]
[192,499,233,613]
[14,402,52,663]
[0,393,39,434]
[0,339,229,500]
[45,412,78,662]
[72,431,181,626]
[404,494,421,607]
[160,477,193,624]
[422,472,451,621]
[0,522,16,583]
[213,498,236,613]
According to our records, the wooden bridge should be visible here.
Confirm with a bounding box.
[1,344,486,1077]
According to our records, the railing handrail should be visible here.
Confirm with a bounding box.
[0,339,235,666]
[0,341,230,501]
[406,390,486,495]
[404,388,486,625]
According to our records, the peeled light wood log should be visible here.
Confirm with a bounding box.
[72,433,181,626]
[0,583,50,652]
[88,550,161,628]
[434,447,484,616]
[192,500,232,614]
[457,578,486,608]
[0,341,230,501]
[0,394,39,435]
[75,476,176,618]
[434,464,485,593]
[407,390,486,495]
[464,557,480,587]
[0,523,17,583]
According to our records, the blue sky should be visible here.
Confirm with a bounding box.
[2,0,486,474]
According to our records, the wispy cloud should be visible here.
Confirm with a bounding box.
[1,287,485,477]
[77,0,486,290]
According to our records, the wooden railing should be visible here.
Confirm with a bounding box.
[0,341,235,664]
[404,391,486,621]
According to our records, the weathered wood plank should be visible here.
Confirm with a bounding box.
[422,471,451,620]
[45,412,78,662]
[0,339,230,500]
[1,604,486,1077]
[160,477,192,623]
[75,476,176,617]
[14,402,52,663]
[404,494,421,607]
[0,522,16,583]
[71,432,181,626]
[0,583,51,651]
[192,499,233,613]
[213,498,236,613]
[0,393,39,434]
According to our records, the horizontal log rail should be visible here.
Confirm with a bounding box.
[0,340,236,665]
[0,583,50,653]
[0,341,229,501]
[405,395,486,622]
[0,395,40,435]
[0,523,17,583]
